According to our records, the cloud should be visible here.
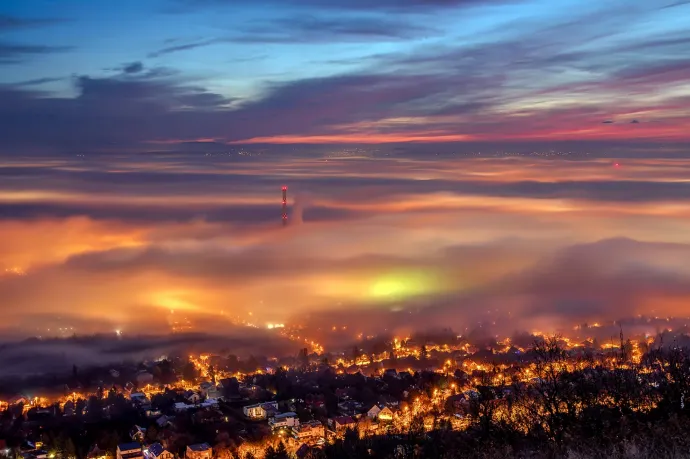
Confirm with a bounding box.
[2,1,690,150]
[0,14,64,30]
[0,331,298,377]
[148,39,225,58]
[172,0,519,13]
[122,61,144,74]
[0,43,73,65]
[230,15,439,43]
[10,76,64,86]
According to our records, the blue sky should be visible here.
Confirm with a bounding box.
[1,0,689,150]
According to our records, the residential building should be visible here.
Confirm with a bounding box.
[184,391,201,404]
[242,401,278,419]
[185,444,211,459]
[378,406,395,421]
[269,412,299,430]
[145,443,173,459]
[329,416,356,431]
[292,421,324,441]
[366,405,381,419]
[116,443,143,459]
[129,426,146,442]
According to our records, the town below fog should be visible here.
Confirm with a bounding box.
[2,317,690,459]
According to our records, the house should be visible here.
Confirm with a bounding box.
[129,425,146,442]
[145,408,162,418]
[269,412,299,430]
[130,393,148,404]
[198,382,215,396]
[184,391,201,404]
[174,402,195,412]
[185,443,212,459]
[116,443,143,459]
[337,400,361,416]
[156,415,173,428]
[329,416,356,431]
[295,444,310,459]
[378,394,400,407]
[292,421,324,441]
[243,401,278,419]
[366,405,382,419]
[199,398,219,409]
[145,443,173,459]
[383,369,398,378]
[377,406,395,421]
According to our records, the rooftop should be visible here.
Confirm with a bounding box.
[118,443,142,452]
[187,443,211,452]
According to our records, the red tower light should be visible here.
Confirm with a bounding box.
[282,186,288,227]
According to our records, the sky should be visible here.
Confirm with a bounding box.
[1,0,690,150]
[1,1,690,356]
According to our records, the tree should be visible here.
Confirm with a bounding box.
[227,354,240,372]
[409,414,425,439]
[146,425,159,443]
[421,345,428,361]
[263,445,276,459]
[64,438,76,459]
[299,348,309,368]
[182,362,198,381]
[352,345,360,361]
[274,442,288,459]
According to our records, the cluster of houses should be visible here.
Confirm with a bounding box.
[115,442,211,459]
[2,360,480,459]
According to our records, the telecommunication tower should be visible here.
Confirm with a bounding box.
[282,186,288,226]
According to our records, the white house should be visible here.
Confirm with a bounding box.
[269,412,299,430]
[242,401,278,419]
[185,444,212,459]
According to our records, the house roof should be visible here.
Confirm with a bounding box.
[333,416,356,425]
[273,412,297,419]
[295,444,310,459]
[187,443,211,452]
[147,443,166,457]
[118,442,141,452]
